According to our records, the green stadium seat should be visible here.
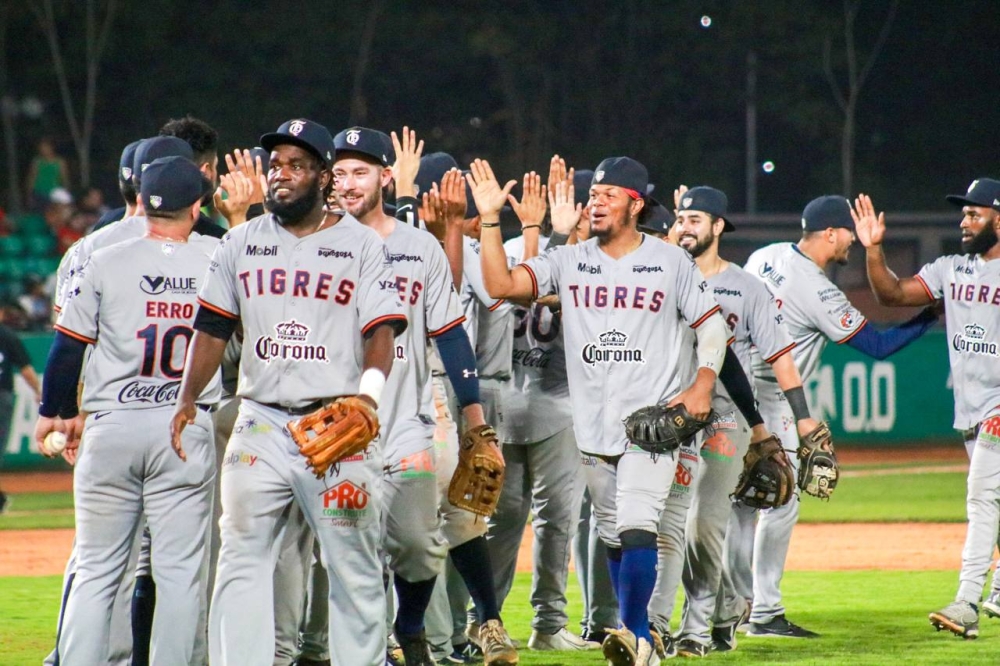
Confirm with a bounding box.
[0,235,25,258]
[1,257,25,283]
[41,257,62,276]
[20,257,46,277]
[24,234,57,257]
[14,213,47,236]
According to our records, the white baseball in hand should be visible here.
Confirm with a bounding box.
[44,431,67,455]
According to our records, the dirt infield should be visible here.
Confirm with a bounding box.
[0,446,972,577]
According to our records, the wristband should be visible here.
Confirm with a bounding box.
[358,368,386,406]
[784,385,810,421]
[481,222,500,228]
[522,224,541,231]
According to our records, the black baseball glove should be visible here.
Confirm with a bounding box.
[732,434,796,509]
[623,403,714,455]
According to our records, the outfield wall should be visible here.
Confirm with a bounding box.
[1,331,958,470]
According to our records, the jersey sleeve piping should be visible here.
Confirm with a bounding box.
[727,335,736,347]
[764,342,796,364]
[52,305,62,314]
[427,316,466,338]
[487,299,506,312]
[519,263,539,301]
[835,319,868,344]
[689,304,722,329]
[197,297,239,320]
[913,275,936,302]
[54,324,96,345]
[362,313,408,336]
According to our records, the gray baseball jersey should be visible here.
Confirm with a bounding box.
[708,264,795,413]
[56,215,147,311]
[55,235,222,411]
[502,235,572,443]
[197,213,406,409]
[744,243,865,383]
[462,237,513,380]
[917,254,1000,429]
[520,237,720,455]
[379,222,464,459]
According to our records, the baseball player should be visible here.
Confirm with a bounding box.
[475,156,729,666]
[34,155,222,665]
[658,186,821,656]
[171,118,406,666]
[740,195,939,638]
[485,169,593,652]
[852,182,1000,638]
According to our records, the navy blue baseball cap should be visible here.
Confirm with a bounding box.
[592,157,650,196]
[638,203,675,235]
[573,169,594,207]
[133,137,194,185]
[801,195,853,231]
[118,139,143,185]
[260,119,335,165]
[248,146,270,173]
[678,186,734,232]
[946,178,1000,210]
[415,152,459,195]
[334,127,393,167]
[140,156,210,213]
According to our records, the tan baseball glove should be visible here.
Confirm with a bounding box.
[797,421,839,500]
[732,434,797,509]
[448,424,505,517]
[288,396,380,479]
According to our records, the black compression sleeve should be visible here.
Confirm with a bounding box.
[718,346,764,427]
[193,306,238,341]
[40,332,87,418]
[784,385,811,421]
[394,196,420,226]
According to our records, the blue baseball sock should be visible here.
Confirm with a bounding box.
[131,574,156,666]
[393,575,437,637]
[618,547,657,644]
[606,544,622,600]
[450,536,501,622]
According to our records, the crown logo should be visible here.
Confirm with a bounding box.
[964,323,986,340]
[289,120,305,136]
[275,319,309,341]
[149,195,162,209]
[346,129,361,145]
[598,329,627,346]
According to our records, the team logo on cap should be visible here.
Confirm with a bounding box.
[121,167,132,180]
[346,129,361,145]
[149,195,162,209]
[682,197,693,209]
[595,170,605,182]
[289,120,306,136]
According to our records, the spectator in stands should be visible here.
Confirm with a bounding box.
[18,276,51,331]
[71,187,107,233]
[43,188,78,255]
[0,303,41,512]
[25,138,70,210]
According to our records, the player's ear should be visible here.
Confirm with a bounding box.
[318,166,332,191]
[381,166,394,189]
[188,199,202,222]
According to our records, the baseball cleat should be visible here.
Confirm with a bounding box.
[983,590,1000,619]
[711,622,739,652]
[636,637,662,665]
[602,628,638,666]
[929,601,979,639]
[747,615,819,638]
[676,638,711,657]
[478,620,518,665]
[527,626,600,650]
[397,630,437,665]
[649,625,676,659]
[582,627,610,646]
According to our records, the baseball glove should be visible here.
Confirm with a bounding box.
[623,403,714,455]
[731,434,796,509]
[448,425,505,517]
[796,421,839,500]
[288,396,380,479]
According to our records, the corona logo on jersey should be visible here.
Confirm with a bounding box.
[254,319,330,364]
[953,323,999,357]
[140,275,197,295]
[322,480,370,526]
[581,328,645,366]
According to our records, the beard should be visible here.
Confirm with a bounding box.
[340,188,381,220]
[680,233,714,258]
[963,222,998,255]
[267,182,321,225]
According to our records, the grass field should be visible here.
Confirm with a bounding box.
[0,468,980,664]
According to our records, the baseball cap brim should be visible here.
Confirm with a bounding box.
[946,194,999,209]
[259,134,327,164]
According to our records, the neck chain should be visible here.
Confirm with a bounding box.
[146,229,188,243]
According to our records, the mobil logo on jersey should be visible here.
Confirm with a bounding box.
[254,319,330,364]
[581,328,645,366]
[322,480,370,525]
[140,275,197,295]
[952,323,999,357]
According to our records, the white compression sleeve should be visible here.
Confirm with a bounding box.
[693,311,728,375]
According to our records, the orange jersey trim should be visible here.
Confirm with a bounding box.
[690,305,722,329]
[197,298,238,320]
[427,316,466,338]
[836,319,868,344]
[764,342,797,364]
[54,324,96,345]
[519,264,539,301]
[487,299,506,312]
[362,314,408,336]
[914,275,936,302]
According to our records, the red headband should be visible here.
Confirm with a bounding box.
[622,188,642,200]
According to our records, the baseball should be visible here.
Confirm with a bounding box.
[44,431,67,455]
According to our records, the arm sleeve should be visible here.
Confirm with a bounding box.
[394,196,419,227]
[193,306,239,340]
[718,346,764,427]
[433,325,481,408]
[546,231,571,248]
[844,306,938,360]
[694,311,728,374]
[39,332,87,418]
[357,235,407,337]
[197,231,242,319]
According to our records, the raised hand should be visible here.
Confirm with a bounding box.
[465,159,517,219]
[509,171,547,229]
[225,149,266,204]
[548,178,582,235]
[215,170,255,227]
[421,188,445,241]
[546,154,568,193]
[851,193,886,248]
[673,184,689,214]
[391,126,424,198]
